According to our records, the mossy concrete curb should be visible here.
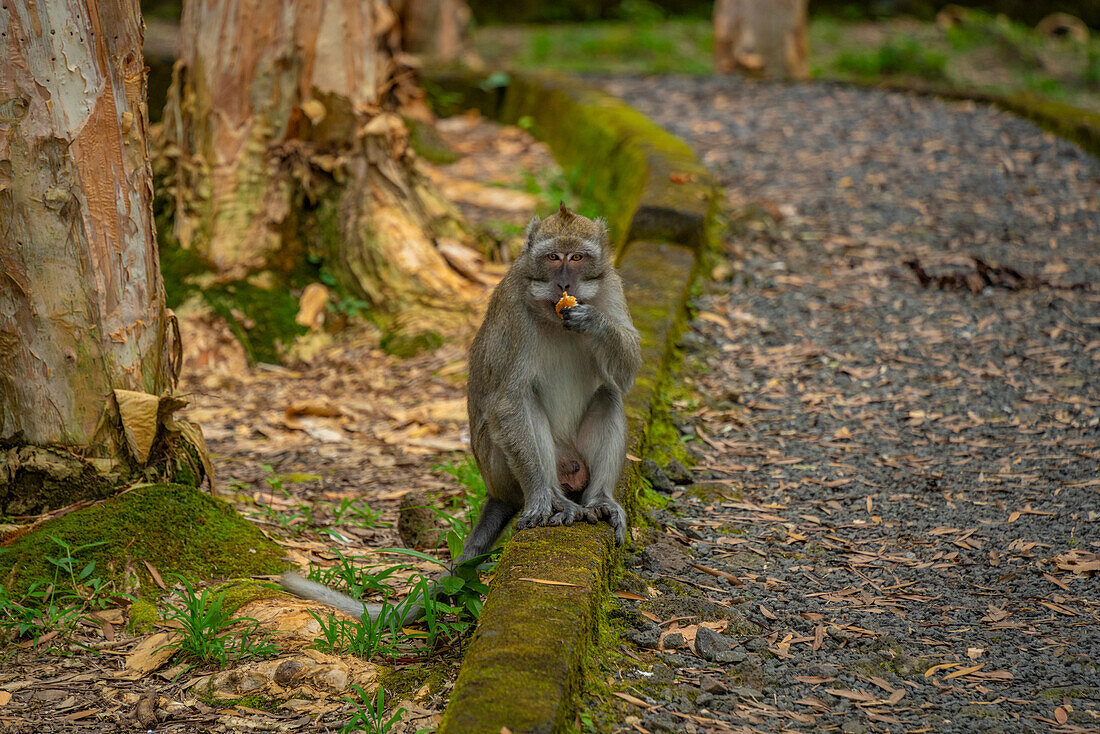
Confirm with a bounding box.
[432,73,714,734]
[425,70,716,253]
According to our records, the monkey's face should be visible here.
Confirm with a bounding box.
[525,235,608,308]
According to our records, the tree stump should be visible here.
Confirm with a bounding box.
[714,0,809,80]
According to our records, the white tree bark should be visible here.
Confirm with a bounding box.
[0,0,170,450]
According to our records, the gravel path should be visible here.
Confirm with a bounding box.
[593,77,1100,733]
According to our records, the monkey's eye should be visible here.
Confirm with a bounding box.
[547,253,561,262]
[570,253,584,262]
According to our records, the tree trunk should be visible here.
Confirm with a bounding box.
[714,0,809,80]
[394,0,475,65]
[0,0,202,514]
[159,0,476,340]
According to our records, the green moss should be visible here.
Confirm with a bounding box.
[203,280,306,365]
[405,118,459,165]
[438,524,613,733]
[688,483,734,503]
[211,579,285,615]
[127,597,159,634]
[376,663,451,700]
[1001,93,1100,159]
[835,36,947,81]
[0,484,286,596]
[1037,685,1093,700]
[379,329,444,358]
[157,231,209,310]
[637,484,669,514]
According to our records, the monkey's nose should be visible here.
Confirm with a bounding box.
[556,282,569,293]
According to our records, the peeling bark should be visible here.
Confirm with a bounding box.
[0,0,169,451]
[160,0,476,311]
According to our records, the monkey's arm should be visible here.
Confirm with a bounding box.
[561,285,641,392]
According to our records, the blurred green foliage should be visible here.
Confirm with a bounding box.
[835,36,948,79]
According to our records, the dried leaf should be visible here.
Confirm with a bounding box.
[143,560,166,590]
[612,692,651,709]
[824,688,877,702]
[517,578,579,587]
[121,632,182,679]
[925,662,962,677]
[943,663,985,679]
[296,283,330,329]
[1054,550,1100,574]
[113,390,160,464]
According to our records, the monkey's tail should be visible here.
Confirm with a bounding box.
[279,572,381,620]
[278,572,424,624]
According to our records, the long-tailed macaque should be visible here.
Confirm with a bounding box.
[281,204,640,619]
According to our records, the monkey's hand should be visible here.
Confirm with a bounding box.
[560,303,600,333]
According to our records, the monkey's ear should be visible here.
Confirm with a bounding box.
[593,217,611,249]
[523,214,541,249]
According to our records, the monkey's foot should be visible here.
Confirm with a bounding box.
[547,498,585,526]
[581,499,627,546]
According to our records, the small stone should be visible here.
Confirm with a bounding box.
[665,459,693,485]
[694,626,729,661]
[841,720,867,734]
[681,525,704,540]
[715,649,747,664]
[134,694,158,728]
[827,627,856,643]
[630,627,661,650]
[642,459,676,493]
[640,540,689,575]
[745,637,768,653]
[273,659,304,686]
[731,686,762,701]
[649,663,675,684]
[701,675,727,694]
[397,490,445,550]
[663,632,687,650]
